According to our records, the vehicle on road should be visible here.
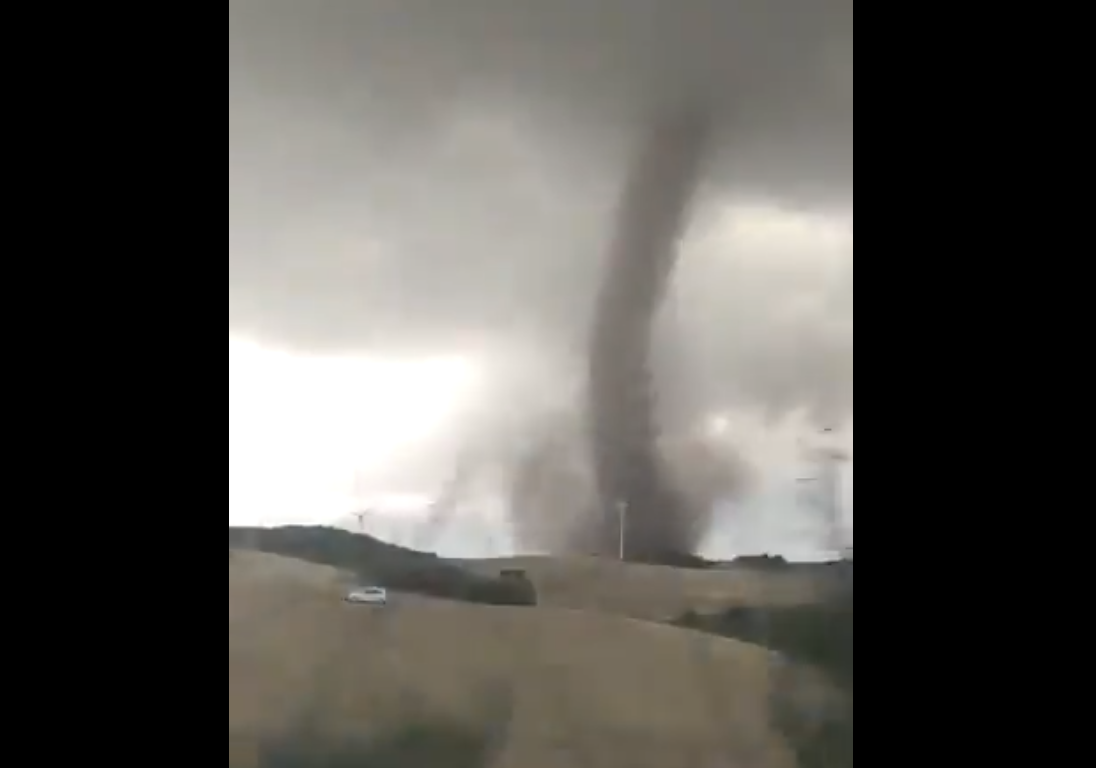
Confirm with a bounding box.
[345,586,388,605]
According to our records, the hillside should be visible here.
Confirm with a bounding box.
[230,552,840,768]
[230,525,827,621]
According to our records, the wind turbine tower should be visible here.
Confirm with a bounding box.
[800,428,852,559]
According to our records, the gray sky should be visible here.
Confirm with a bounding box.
[229,0,854,549]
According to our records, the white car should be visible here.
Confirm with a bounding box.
[345,587,388,605]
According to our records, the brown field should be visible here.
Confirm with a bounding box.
[229,553,836,768]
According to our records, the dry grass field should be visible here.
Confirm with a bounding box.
[229,553,837,768]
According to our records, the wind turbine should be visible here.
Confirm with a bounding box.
[354,510,371,533]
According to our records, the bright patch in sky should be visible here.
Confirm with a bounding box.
[227,338,853,556]
[229,338,477,526]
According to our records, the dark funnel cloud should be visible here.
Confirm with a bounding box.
[229,0,854,545]
[588,109,717,561]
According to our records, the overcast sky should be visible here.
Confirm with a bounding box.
[229,0,854,557]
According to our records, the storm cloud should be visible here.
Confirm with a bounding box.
[229,0,854,449]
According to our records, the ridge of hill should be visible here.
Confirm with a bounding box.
[461,555,832,622]
[231,526,836,621]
